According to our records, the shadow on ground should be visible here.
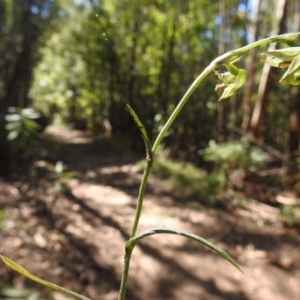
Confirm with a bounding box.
[0,127,299,300]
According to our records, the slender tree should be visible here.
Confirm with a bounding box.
[284,0,300,190]
[241,0,266,132]
[249,0,288,138]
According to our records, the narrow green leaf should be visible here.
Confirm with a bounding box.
[0,256,91,300]
[127,105,153,160]
[126,228,244,274]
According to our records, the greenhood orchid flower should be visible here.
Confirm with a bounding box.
[214,63,247,101]
[261,47,300,85]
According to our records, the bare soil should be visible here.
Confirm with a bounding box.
[0,126,300,300]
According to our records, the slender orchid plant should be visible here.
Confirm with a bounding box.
[1,33,300,300]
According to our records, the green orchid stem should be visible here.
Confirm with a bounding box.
[117,32,299,300]
[130,159,153,239]
[117,160,152,300]
[118,248,133,300]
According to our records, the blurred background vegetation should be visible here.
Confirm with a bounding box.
[0,0,299,185]
[0,0,299,201]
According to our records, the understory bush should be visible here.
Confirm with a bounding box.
[201,137,270,189]
[138,157,224,201]
[5,107,47,151]
[202,137,269,174]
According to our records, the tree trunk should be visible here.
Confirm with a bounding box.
[0,0,46,178]
[4,0,38,108]
[249,0,288,139]
[242,0,265,132]
[283,0,300,191]
[282,87,300,191]
[218,0,225,142]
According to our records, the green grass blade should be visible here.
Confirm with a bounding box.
[0,256,91,300]
[127,105,152,160]
[126,228,244,274]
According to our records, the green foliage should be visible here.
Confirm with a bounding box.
[138,157,224,200]
[0,0,59,108]
[279,204,300,227]
[5,107,41,150]
[202,137,269,173]
[49,161,74,192]
[29,0,247,150]
[0,282,41,300]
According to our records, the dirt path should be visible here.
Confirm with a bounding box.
[1,126,300,300]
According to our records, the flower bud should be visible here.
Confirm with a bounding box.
[262,47,300,85]
[214,63,247,101]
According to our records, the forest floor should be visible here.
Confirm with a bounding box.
[0,126,300,300]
